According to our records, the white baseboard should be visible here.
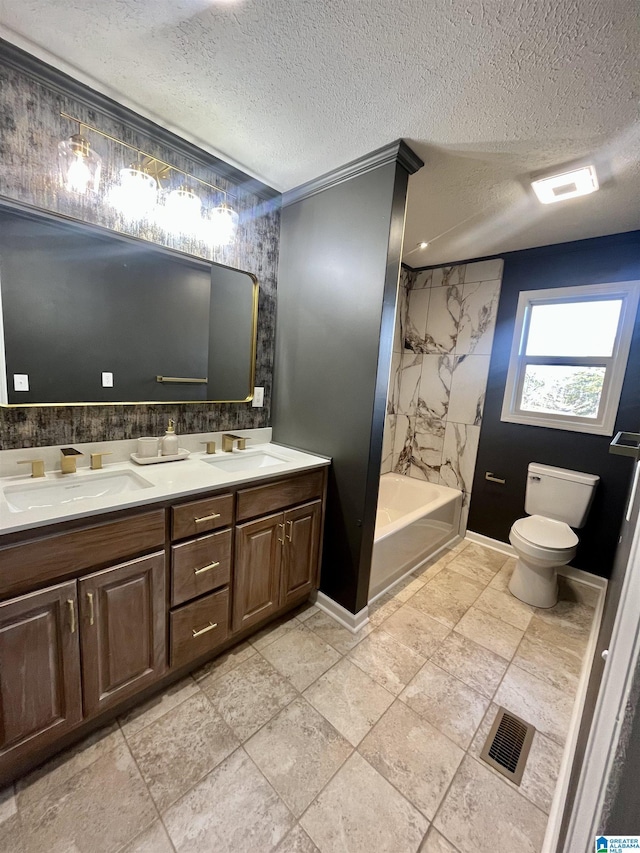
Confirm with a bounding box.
[465,531,609,594]
[557,563,607,591]
[313,591,369,634]
[542,571,607,853]
[465,530,515,556]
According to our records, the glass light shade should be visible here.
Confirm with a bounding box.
[161,187,203,234]
[207,202,239,246]
[109,166,158,220]
[58,134,102,193]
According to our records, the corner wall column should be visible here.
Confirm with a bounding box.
[271,141,423,615]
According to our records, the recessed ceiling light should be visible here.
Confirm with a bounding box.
[418,241,429,249]
[531,165,599,204]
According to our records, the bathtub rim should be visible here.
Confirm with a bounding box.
[375,473,462,543]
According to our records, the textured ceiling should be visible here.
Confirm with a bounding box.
[1,0,638,264]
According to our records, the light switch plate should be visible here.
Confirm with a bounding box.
[13,374,29,392]
[102,372,114,388]
[252,386,264,407]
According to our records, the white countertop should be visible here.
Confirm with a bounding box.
[0,431,330,536]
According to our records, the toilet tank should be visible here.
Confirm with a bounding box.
[525,463,599,528]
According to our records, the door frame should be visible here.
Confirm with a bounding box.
[559,476,640,850]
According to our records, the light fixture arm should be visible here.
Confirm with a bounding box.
[60,112,237,200]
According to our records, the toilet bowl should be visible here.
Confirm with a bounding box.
[507,463,599,608]
[509,515,578,608]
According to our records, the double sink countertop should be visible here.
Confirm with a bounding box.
[0,429,330,536]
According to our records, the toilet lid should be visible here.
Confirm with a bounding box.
[513,515,578,549]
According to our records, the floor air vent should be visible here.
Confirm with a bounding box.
[479,707,535,785]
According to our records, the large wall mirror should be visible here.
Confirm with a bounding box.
[0,201,258,405]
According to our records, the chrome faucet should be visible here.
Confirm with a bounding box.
[221,433,248,452]
[60,447,83,474]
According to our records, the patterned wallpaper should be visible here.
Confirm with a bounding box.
[381,259,503,532]
[0,50,280,449]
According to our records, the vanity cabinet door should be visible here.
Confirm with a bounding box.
[281,500,322,607]
[233,512,283,633]
[0,581,82,775]
[79,553,166,717]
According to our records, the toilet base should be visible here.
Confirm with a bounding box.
[509,557,558,608]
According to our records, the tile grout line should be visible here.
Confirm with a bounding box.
[114,720,175,853]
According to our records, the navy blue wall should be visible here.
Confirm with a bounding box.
[467,230,640,579]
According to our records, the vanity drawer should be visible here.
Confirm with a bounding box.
[0,510,166,600]
[237,471,324,522]
[171,529,232,606]
[171,493,234,541]
[170,588,229,669]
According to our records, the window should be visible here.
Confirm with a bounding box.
[501,281,639,435]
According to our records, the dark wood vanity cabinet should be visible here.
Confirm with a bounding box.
[281,500,323,607]
[232,471,324,632]
[0,463,327,787]
[79,553,166,717]
[234,511,284,632]
[0,581,83,776]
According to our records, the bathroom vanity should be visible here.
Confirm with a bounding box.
[0,441,329,786]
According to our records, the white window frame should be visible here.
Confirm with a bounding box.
[501,280,639,436]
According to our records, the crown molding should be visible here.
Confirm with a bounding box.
[282,139,424,207]
[0,37,281,203]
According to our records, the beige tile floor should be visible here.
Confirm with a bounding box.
[0,541,598,853]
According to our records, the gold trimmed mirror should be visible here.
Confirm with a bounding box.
[0,200,258,406]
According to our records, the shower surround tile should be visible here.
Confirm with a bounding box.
[405,287,431,350]
[424,286,462,353]
[447,356,490,426]
[457,280,502,356]
[398,355,424,416]
[382,261,502,535]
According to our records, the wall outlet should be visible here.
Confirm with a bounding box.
[102,372,114,388]
[252,386,264,407]
[13,374,29,392]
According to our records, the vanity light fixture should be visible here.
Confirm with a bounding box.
[207,202,240,246]
[109,164,159,220]
[162,186,203,233]
[58,113,239,245]
[531,165,599,204]
[58,127,102,194]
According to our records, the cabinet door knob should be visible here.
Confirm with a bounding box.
[87,592,95,626]
[67,599,76,634]
[194,561,220,576]
[192,621,218,638]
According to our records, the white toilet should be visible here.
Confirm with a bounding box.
[508,463,599,608]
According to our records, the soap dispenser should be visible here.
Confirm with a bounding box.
[161,419,179,456]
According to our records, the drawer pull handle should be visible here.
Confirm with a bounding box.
[67,599,76,634]
[285,520,293,542]
[277,522,285,544]
[192,621,218,638]
[194,561,220,575]
[87,592,95,626]
[194,512,221,524]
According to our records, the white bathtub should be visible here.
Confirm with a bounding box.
[369,473,462,600]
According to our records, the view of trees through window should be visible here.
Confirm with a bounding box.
[521,365,606,418]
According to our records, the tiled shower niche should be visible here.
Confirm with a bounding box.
[382,259,503,532]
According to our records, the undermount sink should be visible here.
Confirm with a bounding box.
[201,449,288,474]
[3,470,154,513]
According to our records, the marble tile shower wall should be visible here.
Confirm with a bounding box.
[0,55,280,449]
[382,260,503,532]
